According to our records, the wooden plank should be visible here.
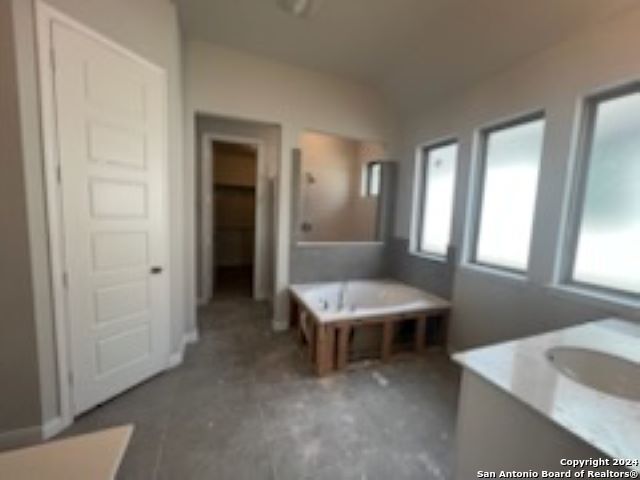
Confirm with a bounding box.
[307,314,316,362]
[289,295,299,329]
[297,309,307,345]
[300,303,449,375]
[381,320,394,362]
[0,425,133,480]
[317,325,337,376]
[415,315,427,352]
[314,324,325,375]
[321,307,447,327]
[315,325,331,376]
[336,324,350,370]
[326,325,336,374]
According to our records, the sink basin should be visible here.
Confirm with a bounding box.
[546,346,640,401]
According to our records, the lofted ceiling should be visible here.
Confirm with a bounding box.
[176,0,640,112]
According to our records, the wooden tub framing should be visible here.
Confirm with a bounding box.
[289,294,449,376]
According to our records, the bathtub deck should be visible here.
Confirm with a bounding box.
[290,292,450,376]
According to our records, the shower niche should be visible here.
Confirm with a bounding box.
[293,131,393,244]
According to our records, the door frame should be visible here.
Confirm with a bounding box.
[200,133,268,304]
[36,1,171,431]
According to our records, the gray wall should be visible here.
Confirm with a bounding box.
[392,8,640,351]
[385,238,455,299]
[0,0,42,439]
[6,0,185,439]
[449,270,625,350]
[290,244,387,284]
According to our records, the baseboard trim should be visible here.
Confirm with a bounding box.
[41,416,69,440]
[166,330,199,370]
[0,417,71,451]
[167,349,184,369]
[184,329,199,344]
[0,425,41,451]
[272,320,288,332]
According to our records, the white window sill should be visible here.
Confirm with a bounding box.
[460,262,528,284]
[296,241,384,247]
[408,249,448,264]
[547,284,640,316]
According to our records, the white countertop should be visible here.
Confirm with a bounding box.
[453,319,640,464]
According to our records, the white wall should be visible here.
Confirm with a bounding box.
[185,41,397,328]
[9,0,185,432]
[394,8,640,349]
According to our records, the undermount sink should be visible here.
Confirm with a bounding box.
[546,346,640,401]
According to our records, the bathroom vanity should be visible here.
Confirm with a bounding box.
[289,279,450,375]
[453,318,640,479]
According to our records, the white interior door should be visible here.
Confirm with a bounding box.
[51,20,170,415]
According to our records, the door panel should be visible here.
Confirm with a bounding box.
[52,20,169,415]
[89,180,148,218]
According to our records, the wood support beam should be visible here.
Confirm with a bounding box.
[415,315,427,353]
[336,325,350,370]
[381,320,394,362]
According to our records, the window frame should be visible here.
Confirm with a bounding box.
[561,83,640,299]
[415,138,459,259]
[469,111,546,275]
[364,161,382,197]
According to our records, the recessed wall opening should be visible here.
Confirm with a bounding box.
[296,131,387,243]
[196,113,280,308]
[211,141,257,299]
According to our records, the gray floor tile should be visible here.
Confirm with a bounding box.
[61,297,460,480]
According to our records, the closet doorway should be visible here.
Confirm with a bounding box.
[207,139,260,299]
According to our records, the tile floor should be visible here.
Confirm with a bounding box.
[63,298,461,479]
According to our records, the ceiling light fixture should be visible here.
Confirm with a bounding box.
[277,0,322,18]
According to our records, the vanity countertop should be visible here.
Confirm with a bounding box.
[453,318,640,465]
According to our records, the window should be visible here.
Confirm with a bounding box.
[417,141,458,257]
[364,161,381,196]
[569,88,640,295]
[472,115,545,271]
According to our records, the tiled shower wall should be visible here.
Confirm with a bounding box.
[289,243,387,284]
[290,159,456,299]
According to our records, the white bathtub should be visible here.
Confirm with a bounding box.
[290,279,450,323]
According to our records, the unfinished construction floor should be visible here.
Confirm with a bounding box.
[64,299,460,479]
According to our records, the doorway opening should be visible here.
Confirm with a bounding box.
[211,141,258,299]
[197,114,279,307]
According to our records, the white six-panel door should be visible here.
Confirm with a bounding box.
[51,20,170,415]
